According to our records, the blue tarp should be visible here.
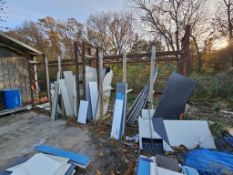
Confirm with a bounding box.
[184,149,233,175]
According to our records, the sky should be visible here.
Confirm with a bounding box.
[1,0,126,30]
[1,0,219,31]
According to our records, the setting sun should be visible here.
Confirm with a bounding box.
[213,38,229,50]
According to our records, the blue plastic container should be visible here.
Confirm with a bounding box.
[2,89,21,109]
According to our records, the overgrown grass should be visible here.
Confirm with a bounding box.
[190,68,233,110]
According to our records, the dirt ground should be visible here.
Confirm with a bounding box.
[0,111,137,175]
[0,104,233,175]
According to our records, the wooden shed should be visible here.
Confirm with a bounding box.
[0,32,43,106]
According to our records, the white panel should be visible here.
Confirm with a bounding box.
[138,117,173,152]
[102,70,113,115]
[11,153,61,175]
[111,99,124,140]
[77,100,89,124]
[89,82,99,119]
[63,71,75,115]
[164,120,216,149]
[73,75,77,117]
[59,80,73,117]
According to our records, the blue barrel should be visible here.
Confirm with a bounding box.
[2,89,21,109]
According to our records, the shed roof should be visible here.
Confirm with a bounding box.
[0,32,43,56]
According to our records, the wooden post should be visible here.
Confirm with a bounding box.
[44,56,51,113]
[98,50,104,119]
[122,51,127,83]
[148,46,156,109]
[74,41,80,114]
[58,56,62,74]
[82,42,86,100]
[28,55,34,106]
[180,25,191,76]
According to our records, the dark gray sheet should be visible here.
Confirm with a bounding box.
[153,73,197,119]
[152,117,169,144]
[156,155,180,172]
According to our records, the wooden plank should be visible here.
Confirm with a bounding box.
[74,41,80,116]
[0,105,31,116]
[122,51,127,83]
[148,47,156,108]
[97,51,104,119]
[77,100,88,124]
[82,42,86,100]
[44,57,51,113]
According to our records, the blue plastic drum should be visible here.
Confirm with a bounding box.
[2,89,21,109]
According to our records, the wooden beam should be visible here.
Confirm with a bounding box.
[82,42,86,100]
[28,55,34,106]
[98,50,104,119]
[45,56,51,113]
[122,51,127,83]
[148,47,156,108]
[74,41,80,115]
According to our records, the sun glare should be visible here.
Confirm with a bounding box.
[213,38,229,50]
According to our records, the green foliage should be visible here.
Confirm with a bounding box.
[190,68,233,110]
[209,122,229,138]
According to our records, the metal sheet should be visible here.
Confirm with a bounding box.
[154,73,197,119]
[153,117,169,144]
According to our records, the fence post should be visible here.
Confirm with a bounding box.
[180,25,191,76]
[148,46,156,109]
[74,41,80,114]
[82,42,86,100]
[98,50,104,119]
[44,56,51,113]
[123,51,127,83]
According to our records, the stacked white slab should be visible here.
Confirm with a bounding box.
[111,83,127,140]
[140,109,216,151]
[63,71,76,117]
[7,153,75,175]
[139,111,173,152]
[59,79,73,117]
[87,70,113,120]
[77,100,89,124]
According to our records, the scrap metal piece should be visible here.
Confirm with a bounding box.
[153,73,197,120]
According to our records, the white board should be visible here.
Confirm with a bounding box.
[89,82,99,119]
[138,116,173,152]
[111,99,124,140]
[102,70,113,115]
[59,80,73,117]
[11,153,62,175]
[164,120,216,149]
[77,100,89,124]
[63,71,75,115]
[142,109,216,150]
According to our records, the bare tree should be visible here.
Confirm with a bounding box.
[132,0,208,51]
[87,11,135,54]
[214,0,233,44]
